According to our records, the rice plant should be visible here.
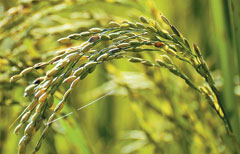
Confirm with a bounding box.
[1,0,239,154]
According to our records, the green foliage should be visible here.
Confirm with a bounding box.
[0,0,239,154]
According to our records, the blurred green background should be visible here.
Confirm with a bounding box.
[0,0,239,154]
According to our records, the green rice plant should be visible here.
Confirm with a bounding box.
[1,0,240,153]
[210,0,240,149]
[9,14,239,153]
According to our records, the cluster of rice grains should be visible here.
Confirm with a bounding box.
[10,15,231,154]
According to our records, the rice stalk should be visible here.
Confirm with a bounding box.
[9,14,238,153]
